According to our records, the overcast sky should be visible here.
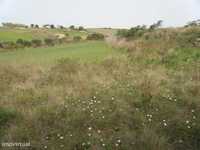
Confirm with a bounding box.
[0,0,200,28]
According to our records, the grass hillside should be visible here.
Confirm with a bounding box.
[0,25,200,150]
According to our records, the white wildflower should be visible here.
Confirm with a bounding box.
[97,130,101,134]
[117,139,121,143]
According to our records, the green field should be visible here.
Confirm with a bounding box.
[0,41,118,65]
[0,28,89,42]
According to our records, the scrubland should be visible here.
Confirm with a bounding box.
[0,25,200,150]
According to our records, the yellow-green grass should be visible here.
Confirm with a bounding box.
[0,28,89,42]
[0,41,119,65]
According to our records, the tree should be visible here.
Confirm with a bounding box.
[30,24,34,28]
[78,26,84,31]
[50,24,55,29]
[35,24,39,28]
[149,20,163,30]
[69,25,75,30]
[185,20,200,27]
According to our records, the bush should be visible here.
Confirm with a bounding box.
[78,26,84,31]
[69,25,75,30]
[50,24,55,29]
[65,33,69,37]
[16,39,24,45]
[0,42,3,48]
[177,27,200,48]
[86,33,105,40]
[73,36,82,41]
[44,38,55,46]
[0,108,16,126]
[31,39,42,47]
[0,41,17,49]
[23,40,32,47]
[117,26,147,39]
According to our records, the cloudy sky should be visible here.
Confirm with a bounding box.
[0,0,199,28]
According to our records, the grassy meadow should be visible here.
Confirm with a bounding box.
[0,41,118,65]
[0,25,200,150]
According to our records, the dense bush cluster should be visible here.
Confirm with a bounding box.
[177,27,200,48]
[87,33,105,40]
[116,20,163,40]
[114,26,200,50]
[0,37,71,50]
[73,36,82,41]
[117,25,148,39]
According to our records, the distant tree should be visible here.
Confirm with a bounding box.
[30,24,34,28]
[2,22,27,28]
[69,25,75,30]
[35,24,39,28]
[78,26,84,31]
[43,24,50,28]
[59,25,65,29]
[149,20,163,30]
[50,24,55,29]
[185,20,200,27]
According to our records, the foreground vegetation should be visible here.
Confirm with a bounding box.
[0,23,200,150]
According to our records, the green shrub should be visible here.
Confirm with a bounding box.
[65,33,69,37]
[0,42,3,48]
[73,36,82,41]
[86,33,105,40]
[0,41,17,49]
[78,26,84,31]
[116,26,147,39]
[69,25,75,30]
[16,39,24,45]
[177,27,200,48]
[44,38,55,46]
[31,39,42,47]
[23,40,32,47]
[0,108,16,126]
